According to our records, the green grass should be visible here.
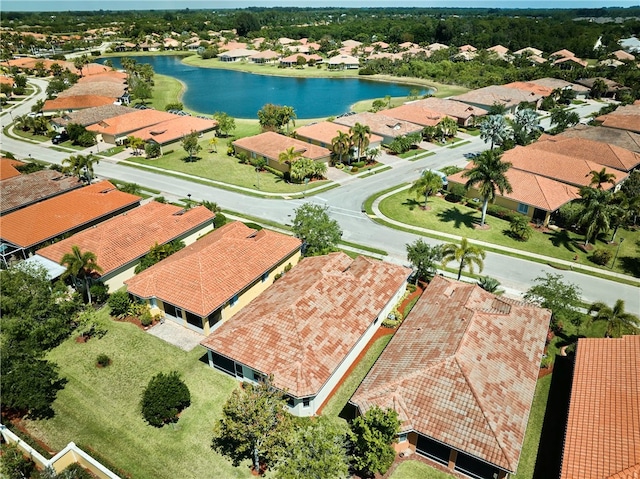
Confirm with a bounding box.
[447,140,470,148]
[338,240,387,256]
[398,149,425,159]
[11,128,50,142]
[390,461,456,479]
[321,334,393,419]
[24,312,253,479]
[147,73,184,111]
[378,190,640,277]
[360,166,392,177]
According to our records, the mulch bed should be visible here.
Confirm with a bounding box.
[113,316,160,331]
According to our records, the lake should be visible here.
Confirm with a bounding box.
[99,56,430,119]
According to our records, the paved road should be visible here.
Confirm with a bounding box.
[1,78,638,311]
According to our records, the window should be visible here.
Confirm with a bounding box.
[150,297,157,308]
[398,433,408,443]
[517,203,529,214]
[251,152,256,159]
[230,295,238,307]
[261,272,269,283]
[302,398,310,408]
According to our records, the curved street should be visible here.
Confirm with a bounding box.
[1,77,638,311]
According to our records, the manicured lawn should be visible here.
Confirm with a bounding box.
[390,460,456,479]
[23,313,252,479]
[378,190,640,277]
[11,127,49,142]
[146,73,184,111]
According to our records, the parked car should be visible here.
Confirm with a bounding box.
[52,132,69,144]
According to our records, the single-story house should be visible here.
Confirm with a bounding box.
[36,202,215,291]
[279,53,323,67]
[0,158,23,181]
[232,131,331,174]
[595,104,640,134]
[55,81,129,104]
[249,50,281,64]
[327,54,360,70]
[560,335,640,479]
[76,71,128,84]
[217,48,255,62]
[86,109,177,145]
[452,85,544,113]
[560,124,640,154]
[51,104,136,131]
[575,77,631,99]
[529,135,640,173]
[333,112,423,144]
[503,81,554,98]
[502,145,628,189]
[513,47,543,57]
[125,221,302,336]
[407,98,488,127]
[0,169,82,215]
[381,103,454,128]
[553,56,588,69]
[351,275,551,479]
[611,49,635,61]
[448,166,580,226]
[0,181,140,264]
[128,116,218,154]
[294,121,383,151]
[43,95,119,114]
[487,44,510,60]
[201,252,411,416]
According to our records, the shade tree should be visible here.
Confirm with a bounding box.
[524,273,582,326]
[350,406,400,477]
[406,239,442,283]
[292,203,342,256]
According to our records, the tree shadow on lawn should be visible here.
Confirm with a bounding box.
[181,155,202,163]
[545,229,579,253]
[402,197,422,211]
[436,206,477,229]
[619,255,640,278]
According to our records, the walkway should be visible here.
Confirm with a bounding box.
[147,320,203,352]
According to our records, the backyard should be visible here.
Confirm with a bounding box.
[376,188,640,278]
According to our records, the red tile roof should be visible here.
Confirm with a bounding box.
[503,81,554,97]
[125,221,302,317]
[43,95,117,112]
[560,336,640,479]
[201,252,411,397]
[333,111,423,138]
[0,169,82,215]
[0,158,23,181]
[560,124,640,154]
[294,121,383,146]
[0,181,141,248]
[597,105,640,134]
[37,202,214,276]
[409,97,489,121]
[351,276,551,473]
[87,110,177,137]
[453,85,544,109]
[77,71,127,83]
[381,103,453,127]
[233,131,331,161]
[129,116,218,145]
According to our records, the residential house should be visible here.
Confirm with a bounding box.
[351,275,551,479]
[513,47,543,57]
[595,104,640,134]
[527,77,589,98]
[232,132,331,174]
[381,103,453,128]
[55,81,129,105]
[279,53,323,67]
[294,121,383,151]
[86,109,177,145]
[560,124,640,154]
[36,202,215,290]
[249,50,280,64]
[447,166,580,226]
[0,181,140,264]
[217,48,255,62]
[553,56,588,69]
[408,98,488,127]
[201,252,411,416]
[560,335,640,479]
[51,105,136,132]
[128,116,218,154]
[333,112,423,144]
[502,81,554,98]
[0,169,81,215]
[452,85,544,113]
[327,54,360,70]
[0,158,23,181]
[487,44,510,60]
[575,77,631,99]
[43,95,119,114]
[611,49,635,61]
[125,221,302,336]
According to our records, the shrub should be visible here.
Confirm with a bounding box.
[352,161,366,168]
[140,371,191,427]
[140,310,153,327]
[89,283,109,304]
[213,213,227,228]
[96,354,111,367]
[107,290,130,318]
[510,215,533,241]
[440,165,463,176]
[155,195,166,203]
[264,165,284,178]
[145,142,161,159]
[590,249,613,266]
[227,146,235,156]
[445,183,466,202]
[351,166,359,173]
[0,443,36,479]
[236,153,249,164]
[487,204,518,222]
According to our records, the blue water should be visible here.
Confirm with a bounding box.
[99,56,430,119]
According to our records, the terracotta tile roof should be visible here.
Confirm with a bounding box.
[553,56,588,68]
[0,158,23,181]
[201,252,411,397]
[249,50,280,60]
[0,181,141,248]
[0,169,82,215]
[76,71,127,83]
[51,105,137,128]
[327,54,359,65]
[129,116,218,145]
[333,112,423,139]
[125,221,302,317]
[453,85,543,109]
[351,276,551,473]
[217,48,255,59]
[294,121,383,146]
[503,81,554,97]
[58,81,127,99]
[381,104,453,127]
[560,336,640,479]
[0,76,15,86]
[87,110,177,137]
[551,49,575,58]
[37,202,214,276]
[488,44,509,55]
[560,125,640,154]
[612,50,635,61]
[596,105,640,134]
[528,77,589,93]
[513,47,543,56]
[280,53,323,63]
[233,132,330,161]
[529,136,640,172]
[43,95,117,112]
[502,145,628,188]
[448,166,580,212]
[409,97,489,121]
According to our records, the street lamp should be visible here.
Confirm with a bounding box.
[611,237,624,270]
[187,193,191,209]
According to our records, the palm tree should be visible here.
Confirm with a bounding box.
[513,108,540,145]
[281,106,296,134]
[441,238,486,281]
[588,167,616,190]
[350,122,371,161]
[588,299,639,338]
[438,116,458,138]
[208,137,218,153]
[462,150,513,227]
[60,246,103,304]
[62,154,99,184]
[278,146,303,166]
[409,170,443,208]
[331,131,352,165]
[480,114,511,150]
[577,187,614,247]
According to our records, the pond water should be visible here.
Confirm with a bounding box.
[99,56,430,119]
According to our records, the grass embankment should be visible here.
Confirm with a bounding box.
[24,313,252,479]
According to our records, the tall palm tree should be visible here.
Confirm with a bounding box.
[513,108,540,145]
[60,246,103,304]
[278,146,303,166]
[441,238,486,281]
[588,167,616,190]
[281,106,296,134]
[438,116,458,138]
[62,154,99,184]
[409,170,443,208]
[479,114,511,150]
[331,131,352,165]
[577,187,614,247]
[462,150,513,227]
[350,122,371,161]
[588,299,639,338]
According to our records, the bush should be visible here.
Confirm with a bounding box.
[213,212,227,228]
[107,290,130,318]
[96,354,111,367]
[140,371,191,427]
[487,204,518,222]
[59,463,94,479]
[145,142,161,159]
[351,166,359,173]
[590,249,613,266]
[0,443,36,479]
[140,310,153,327]
[236,153,249,164]
[445,183,466,202]
[264,165,284,178]
[89,283,109,304]
[352,161,366,168]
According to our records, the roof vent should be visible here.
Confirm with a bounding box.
[173,209,185,216]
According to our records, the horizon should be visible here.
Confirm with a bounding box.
[3,0,640,12]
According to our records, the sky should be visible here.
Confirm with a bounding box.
[2,0,640,11]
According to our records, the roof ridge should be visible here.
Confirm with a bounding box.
[454,355,513,470]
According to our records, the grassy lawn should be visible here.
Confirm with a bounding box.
[23,312,253,479]
[390,461,456,479]
[378,190,640,277]
[146,73,184,111]
[11,127,49,142]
